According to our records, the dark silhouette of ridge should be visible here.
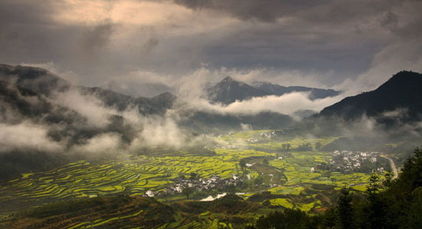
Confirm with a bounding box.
[319,71,422,122]
[207,76,340,105]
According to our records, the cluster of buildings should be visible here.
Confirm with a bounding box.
[246,138,259,143]
[259,131,277,138]
[247,131,279,143]
[145,174,243,197]
[317,150,386,173]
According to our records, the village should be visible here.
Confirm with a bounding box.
[145,173,243,198]
[316,150,389,173]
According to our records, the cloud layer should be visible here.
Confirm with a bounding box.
[0,122,63,153]
[0,0,421,96]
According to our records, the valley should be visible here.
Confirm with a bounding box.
[0,65,420,228]
[0,130,393,228]
[1,0,422,226]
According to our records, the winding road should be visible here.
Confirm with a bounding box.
[380,155,398,179]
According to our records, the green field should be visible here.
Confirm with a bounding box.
[0,130,381,216]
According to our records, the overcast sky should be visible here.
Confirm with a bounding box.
[1,0,421,96]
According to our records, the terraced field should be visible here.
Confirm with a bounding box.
[0,130,381,217]
[261,151,373,211]
[0,148,272,214]
[217,131,378,212]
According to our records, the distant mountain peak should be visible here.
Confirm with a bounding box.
[391,70,420,78]
[221,76,235,82]
[207,77,340,105]
[0,64,69,95]
[377,71,422,91]
[0,64,48,75]
[0,64,50,81]
[216,76,249,88]
[207,77,269,105]
[151,91,177,103]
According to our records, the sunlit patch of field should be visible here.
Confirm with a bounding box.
[0,130,377,215]
[269,198,294,208]
[267,186,305,195]
[0,148,273,213]
[260,148,370,211]
[220,131,372,213]
[263,149,373,212]
[269,151,371,188]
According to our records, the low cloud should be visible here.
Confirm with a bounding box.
[53,88,191,151]
[53,89,116,127]
[129,114,186,149]
[71,133,122,155]
[218,93,342,116]
[176,92,342,119]
[0,122,63,153]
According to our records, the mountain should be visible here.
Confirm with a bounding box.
[0,67,81,125]
[0,64,293,179]
[254,82,340,100]
[0,64,296,135]
[207,76,340,105]
[80,87,176,115]
[0,64,178,141]
[319,71,422,122]
[0,64,176,116]
[207,76,270,104]
[0,64,177,180]
[0,64,70,96]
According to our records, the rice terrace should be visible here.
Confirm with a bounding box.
[0,130,395,228]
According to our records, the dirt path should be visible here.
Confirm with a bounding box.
[380,155,398,179]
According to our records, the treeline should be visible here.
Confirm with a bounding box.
[247,148,422,229]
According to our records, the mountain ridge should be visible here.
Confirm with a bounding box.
[207,76,341,105]
[319,71,422,123]
[207,76,271,104]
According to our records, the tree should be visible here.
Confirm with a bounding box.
[239,160,246,170]
[365,174,389,228]
[406,187,422,228]
[383,172,393,188]
[254,209,311,229]
[396,147,422,192]
[182,186,194,200]
[367,173,382,195]
[336,188,354,229]
[386,148,422,228]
